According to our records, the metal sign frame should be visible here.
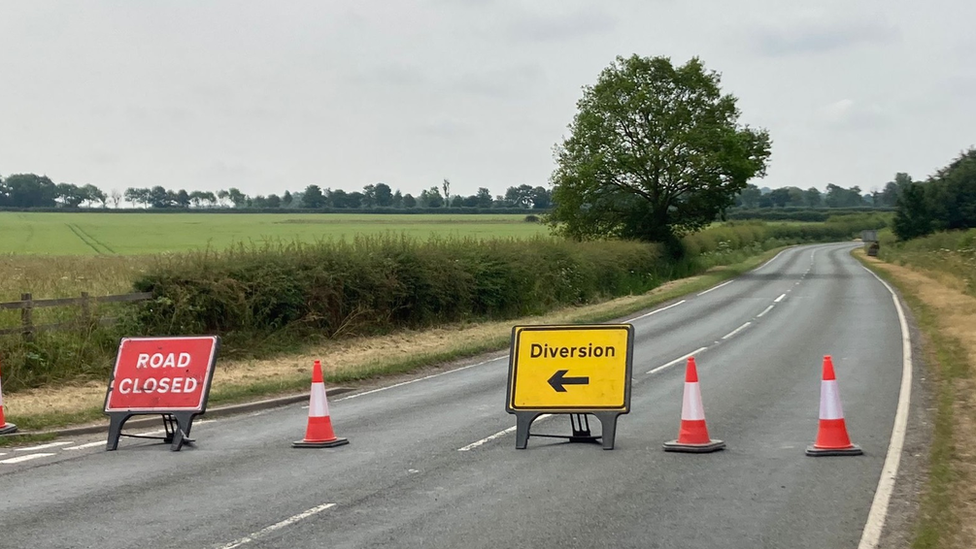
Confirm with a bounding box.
[506,324,634,450]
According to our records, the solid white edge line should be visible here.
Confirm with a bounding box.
[648,347,708,375]
[1,453,56,464]
[624,300,686,323]
[217,502,337,549]
[721,322,752,340]
[697,280,733,296]
[757,304,775,318]
[338,357,502,402]
[13,441,74,452]
[857,265,912,549]
[774,293,787,303]
[457,414,555,452]
[64,441,106,451]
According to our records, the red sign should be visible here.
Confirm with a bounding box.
[104,336,219,412]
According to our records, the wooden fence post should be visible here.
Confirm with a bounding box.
[81,291,91,325]
[20,292,33,342]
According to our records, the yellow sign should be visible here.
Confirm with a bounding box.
[506,324,633,412]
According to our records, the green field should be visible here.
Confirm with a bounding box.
[0,212,549,255]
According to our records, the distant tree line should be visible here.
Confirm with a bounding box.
[0,174,553,211]
[893,149,976,240]
[733,177,910,209]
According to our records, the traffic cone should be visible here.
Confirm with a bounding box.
[0,359,17,435]
[293,360,347,448]
[663,357,725,453]
[807,356,862,456]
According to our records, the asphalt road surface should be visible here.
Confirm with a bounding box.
[0,243,910,549]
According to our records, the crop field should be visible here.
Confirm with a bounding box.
[0,212,548,256]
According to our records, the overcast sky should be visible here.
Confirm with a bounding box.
[1,1,973,199]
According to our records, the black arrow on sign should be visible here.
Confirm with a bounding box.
[547,370,590,392]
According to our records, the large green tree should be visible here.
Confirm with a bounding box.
[548,55,771,249]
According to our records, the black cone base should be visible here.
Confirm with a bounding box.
[293,437,348,448]
[805,444,862,456]
[663,439,726,453]
[0,423,17,435]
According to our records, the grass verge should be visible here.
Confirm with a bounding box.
[856,252,975,549]
[2,247,786,436]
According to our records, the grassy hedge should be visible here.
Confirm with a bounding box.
[0,215,891,392]
[878,228,976,298]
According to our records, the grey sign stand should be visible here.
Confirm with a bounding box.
[514,411,623,450]
[106,411,198,452]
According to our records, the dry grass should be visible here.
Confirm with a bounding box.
[861,253,976,549]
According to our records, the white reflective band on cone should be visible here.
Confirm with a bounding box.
[310,383,330,417]
[820,380,844,420]
[681,383,705,421]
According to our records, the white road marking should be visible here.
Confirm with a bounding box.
[857,265,913,549]
[757,305,775,318]
[13,441,73,452]
[647,347,709,375]
[624,300,686,323]
[64,441,106,451]
[754,248,791,272]
[774,293,787,303]
[721,322,752,340]
[338,358,501,402]
[697,280,733,296]
[458,415,553,451]
[216,502,337,549]
[1,453,56,464]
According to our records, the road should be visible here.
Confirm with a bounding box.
[0,243,910,549]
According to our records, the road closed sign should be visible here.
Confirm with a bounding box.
[104,336,219,413]
[506,324,633,413]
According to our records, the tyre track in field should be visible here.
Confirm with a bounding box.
[74,224,116,254]
[65,224,112,255]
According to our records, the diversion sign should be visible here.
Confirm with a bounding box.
[506,324,633,450]
[104,336,220,451]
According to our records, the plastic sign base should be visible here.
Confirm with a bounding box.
[805,444,862,457]
[515,411,622,450]
[293,437,349,448]
[663,439,726,453]
[0,423,17,435]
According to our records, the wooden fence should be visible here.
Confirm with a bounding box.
[0,292,152,340]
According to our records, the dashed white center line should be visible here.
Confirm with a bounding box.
[458,415,554,451]
[216,502,337,549]
[697,280,733,296]
[774,293,787,303]
[722,322,752,340]
[64,441,106,451]
[625,300,685,323]
[13,441,74,452]
[1,453,56,464]
[458,426,517,452]
[757,305,775,318]
[338,357,500,402]
[648,347,709,375]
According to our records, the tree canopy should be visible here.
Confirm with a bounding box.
[893,148,976,240]
[547,55,771,249]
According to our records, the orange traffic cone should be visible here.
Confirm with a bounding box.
[807,356,862,456]
[663,357,725,453]
[293,360,347,448]
[0,359,17,435]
